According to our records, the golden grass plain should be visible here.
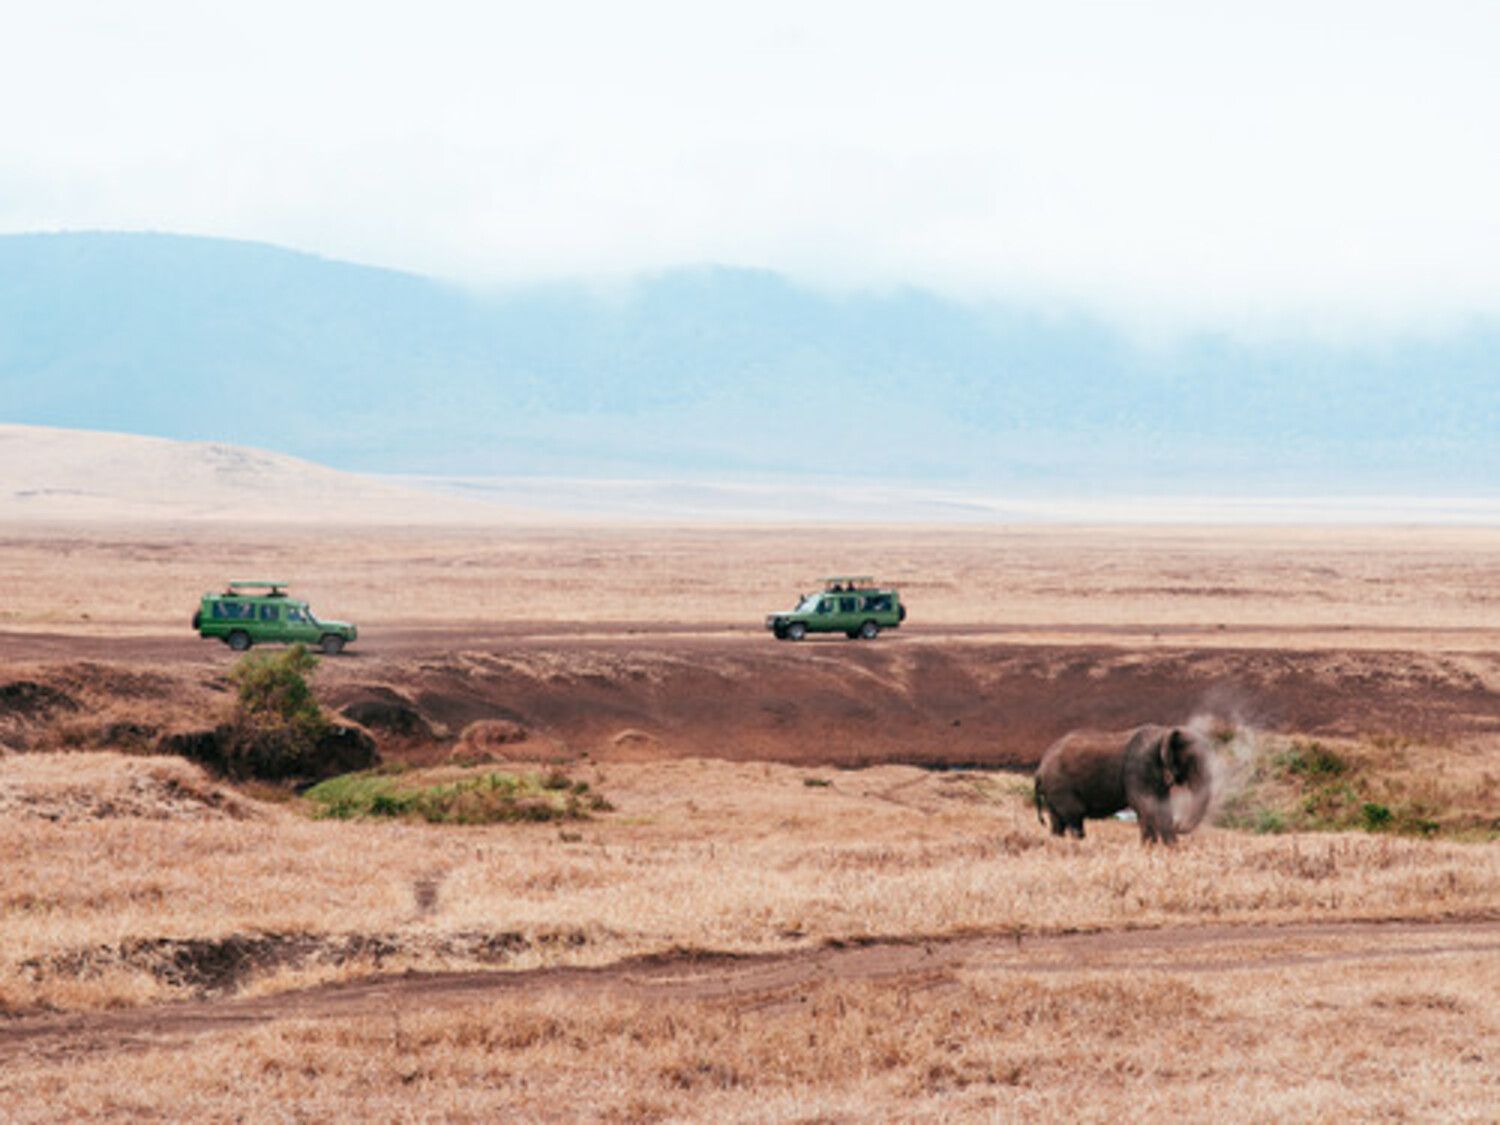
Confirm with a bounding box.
[2,520,1498,1120]
[5,951,1496,1123]
[2,521,1498,649]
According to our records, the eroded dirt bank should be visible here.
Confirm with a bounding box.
[2,632,1495,767]
[3,918,1495,1064]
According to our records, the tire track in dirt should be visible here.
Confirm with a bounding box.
[4,918,1496,1063]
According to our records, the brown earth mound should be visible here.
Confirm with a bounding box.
[157,722,378,783]
[336,686,442,739]
[2,638,1496,770]
[318,640,1499,768]
[0,753,254,822]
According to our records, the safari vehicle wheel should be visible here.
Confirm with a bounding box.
[858,620,880,640]
[226,630,251,652]
[320,634,346,655]
[786,622,807,641]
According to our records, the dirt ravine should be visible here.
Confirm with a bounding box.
[2,628,1496,768]
[3,918,1494,1063]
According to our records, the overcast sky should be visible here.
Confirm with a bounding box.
[4,1,1498,333]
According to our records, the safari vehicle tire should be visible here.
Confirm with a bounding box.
[773,623,788,640]
[858,620,880,640]
[227,630,251,652]
[786,622,807,642]
[320,634,346,656]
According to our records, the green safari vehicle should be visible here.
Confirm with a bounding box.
[193,581,358,654]
[765,577,906,641]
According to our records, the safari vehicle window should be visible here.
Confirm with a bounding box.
[212,601,249,620]
[862,594,892,612]
[796,594,821,612]
[839,596,856,613]
[286,607,306,623]
[817,599,834,614]
[258,604,279,621]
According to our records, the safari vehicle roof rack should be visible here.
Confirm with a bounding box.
[822,576,877,589]
[225,580,290,596]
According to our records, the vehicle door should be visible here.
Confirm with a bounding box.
[252,601,287,641]
[812,596,839,632]
[836,594,860,629]
[861,592,893,623]
[282,602,319,643]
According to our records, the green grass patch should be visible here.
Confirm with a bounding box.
[1216,738,1478,839]
[1276,741,1348,779]
[304,768,612,825]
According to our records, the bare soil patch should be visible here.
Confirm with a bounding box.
[1,640,1495,770]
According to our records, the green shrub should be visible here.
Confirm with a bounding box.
[304,769,611,825]
[1253,809,1286,834]
[224,645,333,779]
[1361,802,1393,830]
[1277,740,1347,779]
[1217,736,1470,840]
[231,646,327,737]
[162,646,376,783]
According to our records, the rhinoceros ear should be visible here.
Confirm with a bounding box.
[1163,728,1188,783]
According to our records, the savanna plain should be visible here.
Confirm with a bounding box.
[1,522,1497,1121]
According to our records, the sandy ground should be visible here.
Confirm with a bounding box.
[2,520,1497,1119]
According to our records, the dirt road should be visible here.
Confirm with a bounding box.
[3,918,1494,1064]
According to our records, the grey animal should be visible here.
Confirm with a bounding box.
[1033,724,1214,843]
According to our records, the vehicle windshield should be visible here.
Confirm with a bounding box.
[794,594,822,612]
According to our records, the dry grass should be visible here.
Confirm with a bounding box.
[3,949,1494,1122]
[4,752,1498,1016]
[0,751,253,823]
[2,522,1498,648]
[3,522,1499,1117]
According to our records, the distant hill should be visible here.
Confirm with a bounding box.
[0,424,504,523]
[1,231,1495,492]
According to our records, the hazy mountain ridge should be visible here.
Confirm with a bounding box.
[1,232,1494,491]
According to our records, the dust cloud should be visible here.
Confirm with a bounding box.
[1183,700,1264,828]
